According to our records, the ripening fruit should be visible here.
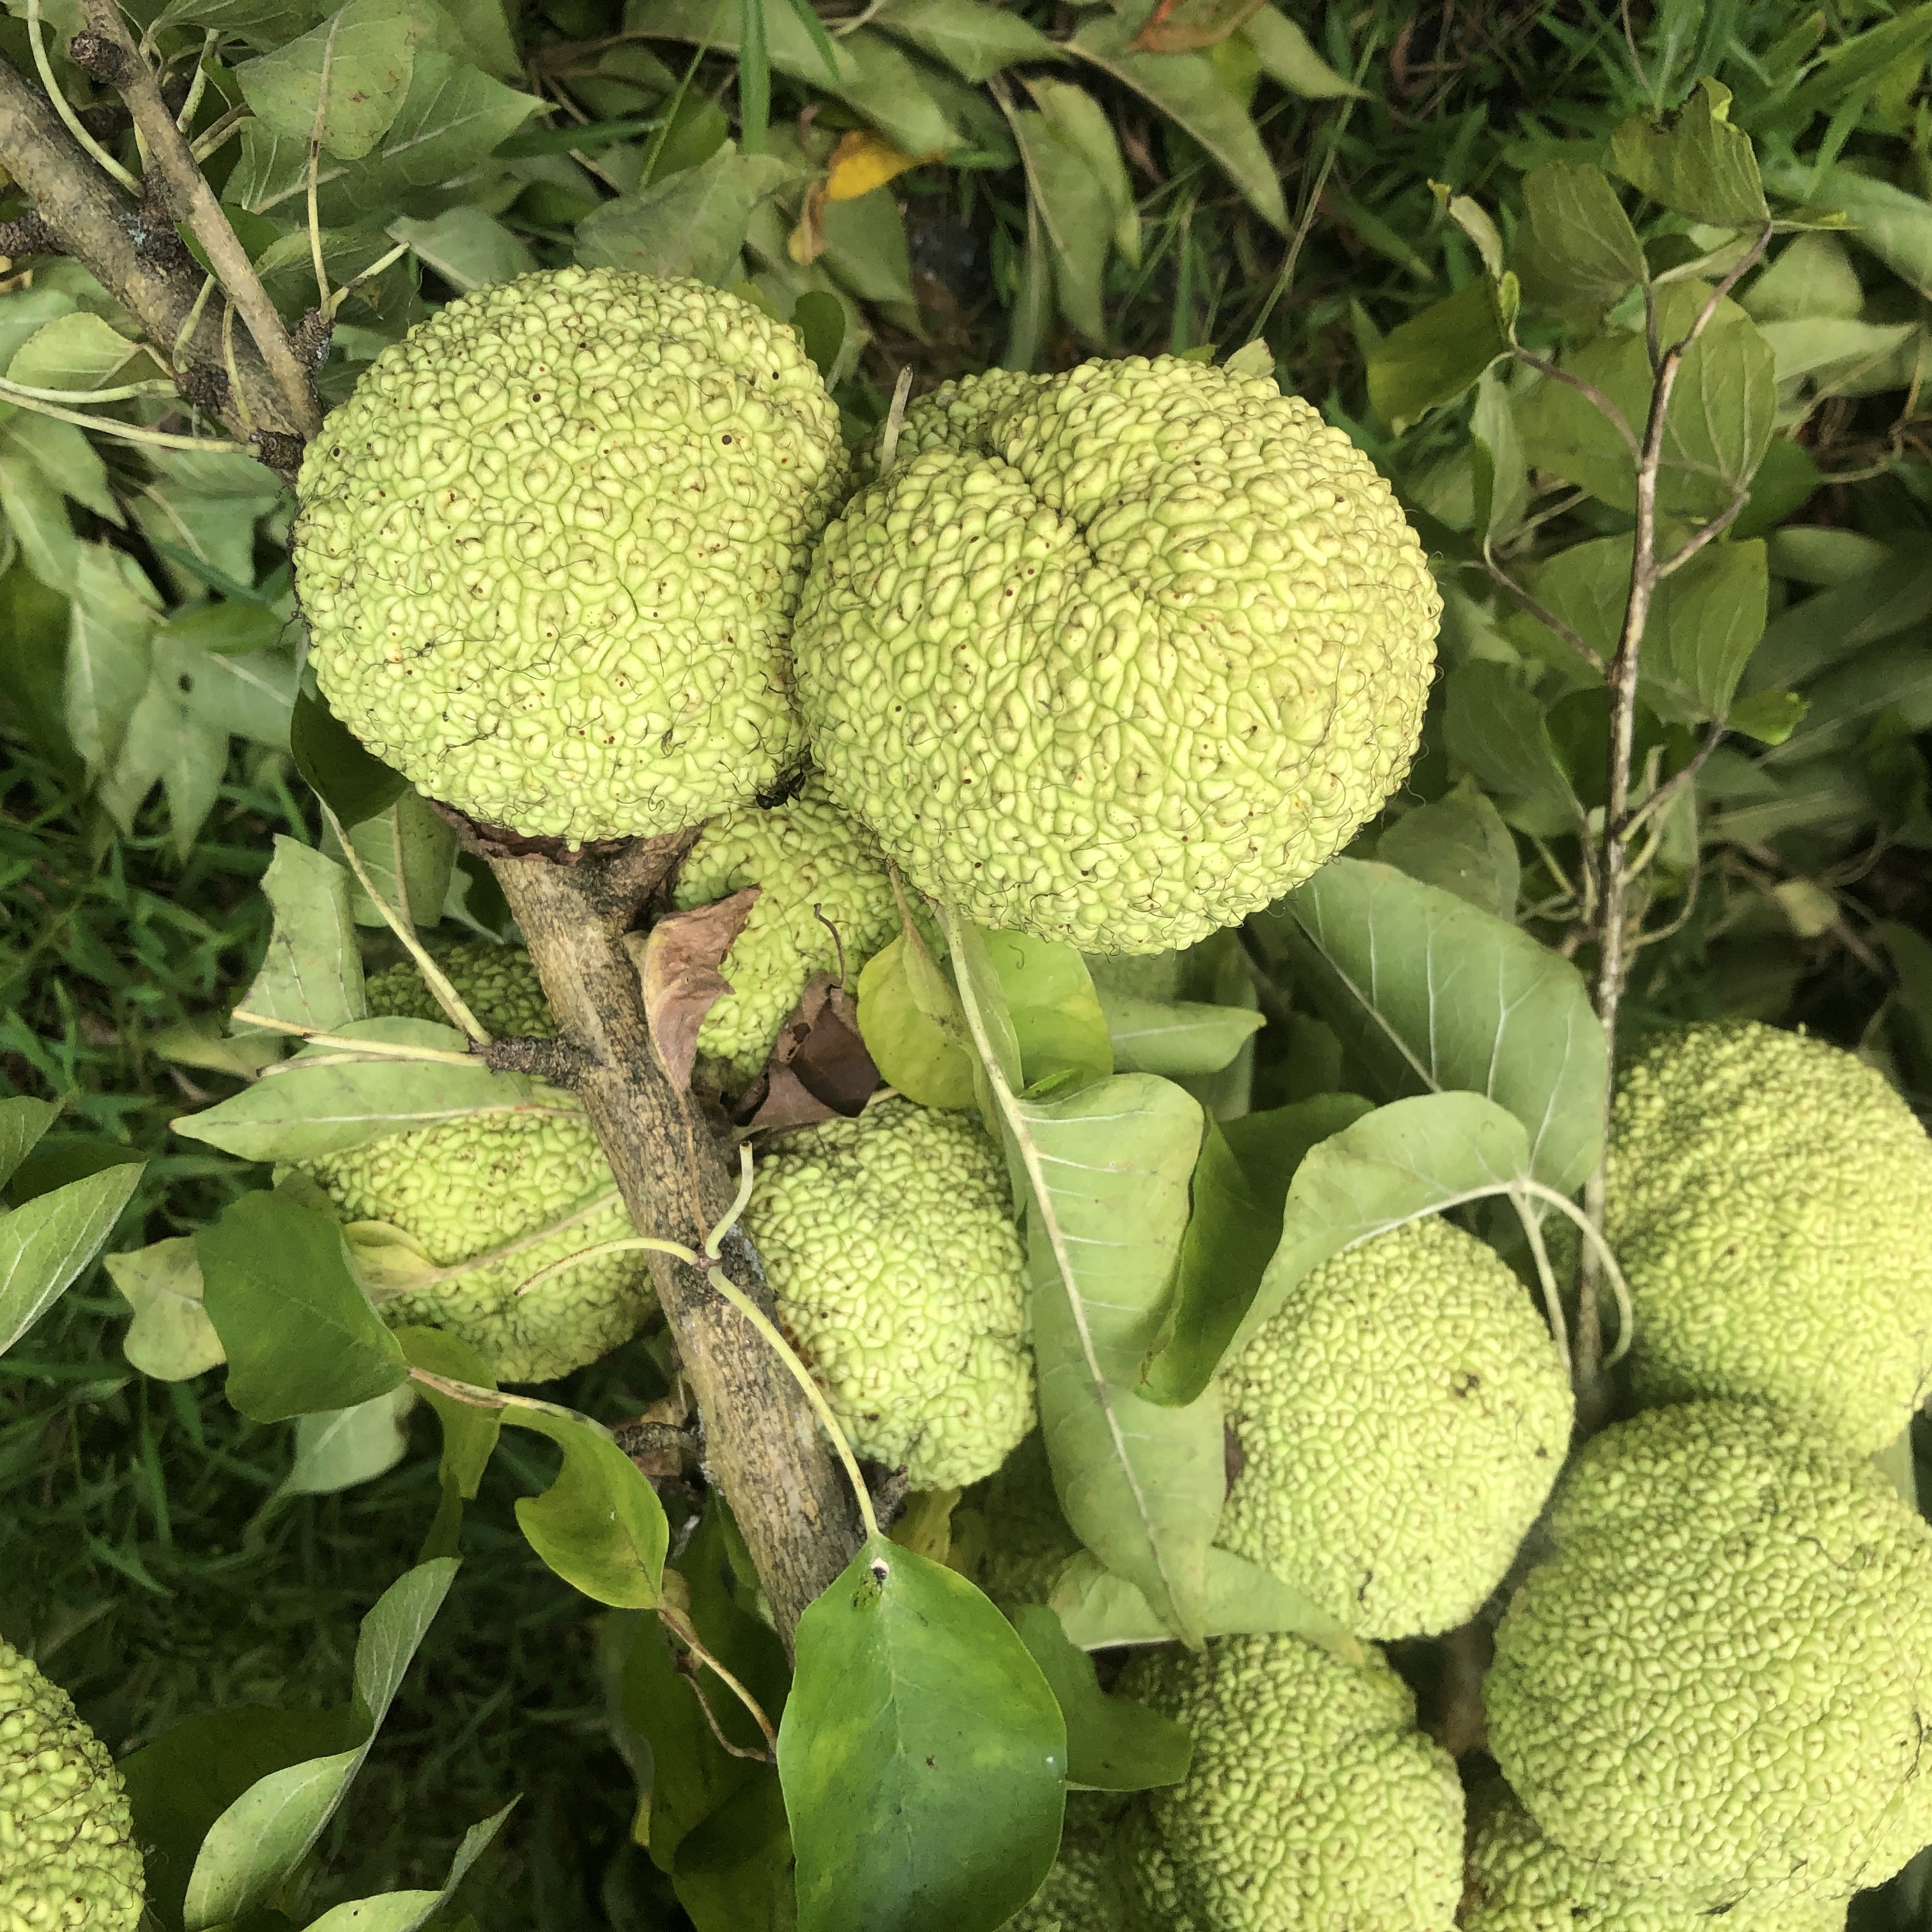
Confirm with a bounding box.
[791,357,1440,954]
[670,776,900,1092]
[1487,1402,1932,1905]
[307,947,654,1382]
[1,1640,145,1932]
[1115,1632,1464,1931]
[293,268,847,843]
[1607,1020,1932,1453]
[1220,1215,1573,1639]
[742,1098,1033,1488]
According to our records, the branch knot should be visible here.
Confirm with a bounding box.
[477,1035,592,1086]
[66,31,134,85]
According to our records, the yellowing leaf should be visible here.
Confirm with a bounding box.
[824,127,926,202]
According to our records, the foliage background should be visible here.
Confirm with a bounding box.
[5,0,1932,1923]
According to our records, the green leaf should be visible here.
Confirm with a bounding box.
[1444,661,1584,818]
[397,1326,501,1529]
[389,205,535,289]
[1010,1606,1191,1791]
[233,835,365,1037]
[183,1560,459,1931]
[671,1774,795,1932]
[1514,284,1777,521]
[1766,162,1932,300]
[949,921,1220,1644]
[1026,77,1137,266]
[172,1021,569,1163]
[1239,4,1360,98]
[197,1191,407,1422]
[1254,857,1607,1195]
[1376,785,1521,919]
[1234,1091,1536,1353]
[237,0,422,158]
[856,931,979,1109]
[1760,640,1932,769]
[1512,162,1647,319]
[0,1158,144,1355]
[0,1096,57,1188]
[503,1403,668,1607]
[1728,687,1808,746]
[1758,316,1917,388]
[1009,109,1112,342]
[105,1234,226,1380]
[1140,1096,1370,1407]
[1093,992,1263,1077]
[1367,273,1516,430]
[790,289,845,380]
[300,1803,516,1932]
[65,542,157,778]
[981,929,1113,1090]
[290,688,411,827]
[875,0,1057,81]
[578,144,792,285]
[0,563,83,785]
[324,790,457,930]
[779,1536,1065,1932]
[229,52,541,224]
[7,311,139,391]
[1611,76,1767,229]
[634,0,965,155]
[1747,546,1932,693]
[0,422,79,595]
[1048,1547,1366,1655]
[280,1383,417,1496]
[120,1708,365,1932]
[1070,13,1287,233]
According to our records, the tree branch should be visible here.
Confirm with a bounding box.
[71,0,321,443]
[1579,222,1775,1404]
[491,847,864,1646]
[0,52,307,470]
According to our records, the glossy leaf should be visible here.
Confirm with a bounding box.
[1233,1091,1536,1354]
[1367,273,1516,430]
[0,1095,57,1188]
[875,0,1057,81]
[197,1191,407,1422]
[1011,1607,1191,1791]
[779,1537,1065,1932]
[183,1560,459,1929]
[1443,662,1584,818]
[279,1383,417,1497]
[236,0,420,159]
[300,1803,515,1932]
[289,689,410,827]
[578,146,793,286]
[856,931,978,1109]
[1377,785,1521,918]
[1070,13,1287,232]
[949,919,1220,1646]
[503,1403,669,1608]
[1255,858,1607,1195]
[1094,992,1263,1077]
[1512,162,1646,319]
[233,836,365,1036]
[1141,1096,1371,1406]
[173,1020,571,1163]
[0,1158,144,1356]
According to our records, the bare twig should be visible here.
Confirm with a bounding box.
[74,0,321,441]
[1513,348,1642,460]
[0,52,304,464]
[1578,221,1775,1399]
[1482,535,1606,675]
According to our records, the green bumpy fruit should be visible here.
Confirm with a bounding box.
[743,1098,1032,1488]
[1,1640,144,1932]
[1487,1402,1932,1905]
[1116,1632,1464,1931]
[308,949,653,1382]
[1606,1020,1932,1454]
[1220,1216,1572,1639]
[671,776,899,1089]
[969,1430,1084,1618]
[1462,1787,1848,1932]
[294,268,847,843]
[792,358,1440,953]
[364,942,553,1038]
